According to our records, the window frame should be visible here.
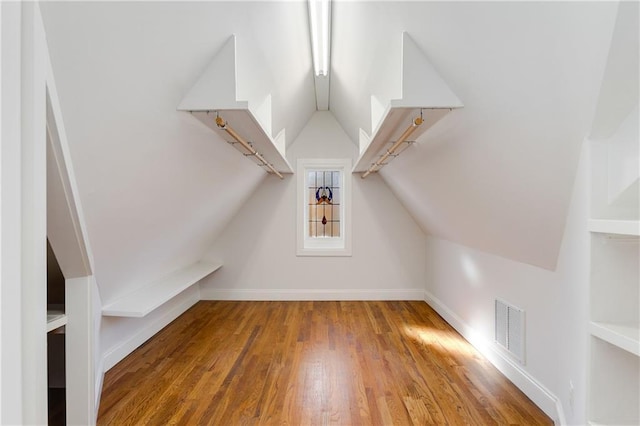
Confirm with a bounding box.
[296,158,352,257]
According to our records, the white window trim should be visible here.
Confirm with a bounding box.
[297,158,352,257]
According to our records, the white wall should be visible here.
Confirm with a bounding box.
[100,286,200,371]
[333,1,617,271]
[38,1,312,307]
[0,3,102,423]
[200,112,427,300]
[424,139,591,424]
[1,2,24,423]
[19,3,49,423]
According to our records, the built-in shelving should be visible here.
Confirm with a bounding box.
[353,32,463,175]
[353,107,454,174]
[588,219,640,236]
[590,321,640,357]
[47,310,67,333]
[587,80,639,425]
[178,35,292,176]
[102,261,222,318]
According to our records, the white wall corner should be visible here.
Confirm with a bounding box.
[251,93,273,138]
[94,357,105,421]
[607,103,639,204]
[66,276,97,426]
[370,95,385,136]
[177,35,246,111]
[423,290,562,424]
[314,74,330,111]
[101,290,200,372]
[201,288,426,301]
[273,128,286,158]
[358,128,371,155]
[398,32,463,108]
[555,396,567,426]
[92,275,103,421]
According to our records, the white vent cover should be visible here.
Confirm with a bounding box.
[495,299,526,364]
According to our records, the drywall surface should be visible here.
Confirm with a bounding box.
[1,3,25,422]
[332,1,617,271]
[100,285,200,371]
[201,112,427,299]
[424,240,559,418]
[39,2,289,306]
[425,140,591,424]
[553,141,590,425]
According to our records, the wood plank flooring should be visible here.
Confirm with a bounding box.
[98,301,553,425]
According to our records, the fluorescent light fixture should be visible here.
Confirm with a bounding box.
[308,0,331,77]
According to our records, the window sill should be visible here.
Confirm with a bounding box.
[296,247,352,257]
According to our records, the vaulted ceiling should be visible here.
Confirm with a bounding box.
[40,1,622,300]
[329,1,618,269]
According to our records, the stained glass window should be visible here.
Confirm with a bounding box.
[297,158,351,257]
[307,170,341,238]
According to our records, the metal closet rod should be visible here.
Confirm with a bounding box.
[214,114,284,179]
[362,113,424,179]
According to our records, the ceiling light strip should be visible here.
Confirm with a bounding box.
[309,0,331,76]
[215,115,284,179]
[362,114,423,179]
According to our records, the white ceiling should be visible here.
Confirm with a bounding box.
[40,1,318,300]
[329,1,620,269]
[40,1,625,300]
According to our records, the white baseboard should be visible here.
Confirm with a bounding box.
[424,290,563,425]
[200,287,425,301]
[101,292,199,372]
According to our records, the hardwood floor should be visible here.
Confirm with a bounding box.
[98,301,553,425]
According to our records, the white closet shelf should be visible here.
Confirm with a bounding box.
[177,35,292,176]
[102,261,222,318]
[47,310,67,332]
[353,32,463,176]
[588,219,640,236]
[352,106,454,173]
[590,321,640,357]
[187,109,292,174]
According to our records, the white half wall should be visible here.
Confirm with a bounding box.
[424,140,591,425]
[100,285,200,371]
[200,111,427,300]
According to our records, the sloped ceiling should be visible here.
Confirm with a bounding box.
[41,0,622,302]
[330,1,620,270]
[40,1,317,302]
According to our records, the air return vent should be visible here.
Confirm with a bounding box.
[495,299,525,364]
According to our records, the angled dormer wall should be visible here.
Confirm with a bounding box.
[412,2,626,425]
[178,35,292,174]
[353,32,463,175]
[200,111,428,300]
[39,2,284,379]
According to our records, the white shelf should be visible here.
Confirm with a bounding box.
[353,106,454,173]
[589,219,640,236]
[353,32,462,174]
[102,261,222,318]
[177,35,292,175]
[187,109,292,173]
[590,321,640,357]
[47,310,67,332]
